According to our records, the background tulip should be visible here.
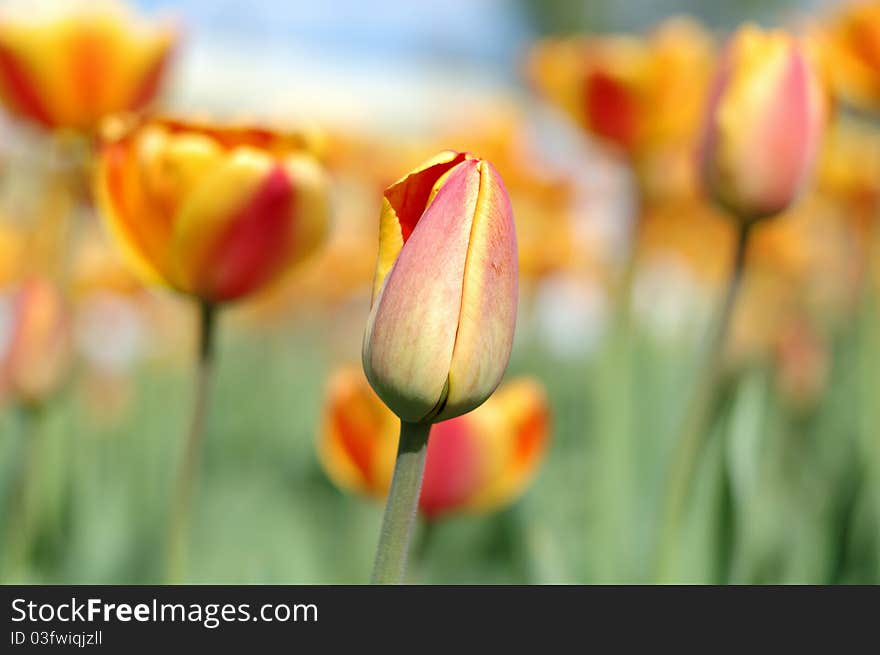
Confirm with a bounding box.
[95,115,330,582]
[318,366,550,519]
[362,151,518,424]
[699,26,826,222]
[0,0,176,132]
[0,277,72,406]
[822,1,880,113]
[95,117,330,304]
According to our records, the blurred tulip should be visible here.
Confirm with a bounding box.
[0,277,71,406]
[699,26,826,222]
[319,367,550,518]
[95,116,330,303]
[0,0,176,132]
[362,151,518,424]
[823,1,880,113]
[526,17,715,193]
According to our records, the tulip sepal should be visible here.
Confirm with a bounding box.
[370,420,432,584]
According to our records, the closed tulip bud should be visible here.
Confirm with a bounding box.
[318,367,550,517]
[699,26,826,222]
[0,0,177,132]
[362,151,518,424]
[95,117,330,303]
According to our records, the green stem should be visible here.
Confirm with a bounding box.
[370,420,432,584]
[1,404,47,581]
[656,221,752,582]
[165,301,218,584]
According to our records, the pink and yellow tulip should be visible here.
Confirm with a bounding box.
[362,151,518,424]
[319,366,550,519]
[94,116,330,304]
[699,26,826,222]
[0,0,176,132]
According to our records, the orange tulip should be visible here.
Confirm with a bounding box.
[318,366,550,519]
[699,26,826,222]
[362,151,518,424]
[0,0,177,132]
[822,1,880,112]
[94,116,330,303]
[0,277,72,405]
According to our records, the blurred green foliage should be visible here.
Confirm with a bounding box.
[1,291,877,584]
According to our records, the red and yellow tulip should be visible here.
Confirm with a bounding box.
[319,366,550,519]
[362,151,518,424]
[94,116,330,304]
[526,17,715,195]
[0,0,176,132]
[699,26,826,222]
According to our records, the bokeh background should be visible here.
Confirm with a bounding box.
[1,0,878,584]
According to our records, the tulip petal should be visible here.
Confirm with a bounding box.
[95,126,224,288]
[0,40,54,127]
[364,159,479,423]
[280,153,330,272]
[584,69,637,150]
[171,147,295,301]
[437,161,518,421]
[0,5,175,130]
[419,417,483,518]
[371,150,470,301]
[319,367,398,497]
[466,378,551,511]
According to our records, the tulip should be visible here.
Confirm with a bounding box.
[0,276,71,406]
[699,26,826,223]
[526,18,715,197]
[95,116,330,304]
[362,150,518,583]
[659,26,826,581]
[363,150,518,424]
[319,366,550,519]
[95,115,330,582]
[822,1,880,113]
[0,0,176,132]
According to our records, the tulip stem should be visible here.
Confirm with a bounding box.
[166,301,218,584]
[370,420,432,584]
[656,221,752,582]
[1,404,47,581]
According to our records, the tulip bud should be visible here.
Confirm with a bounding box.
[362,151,518,424]
[95,117,330,303]
[699,26,826,222]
